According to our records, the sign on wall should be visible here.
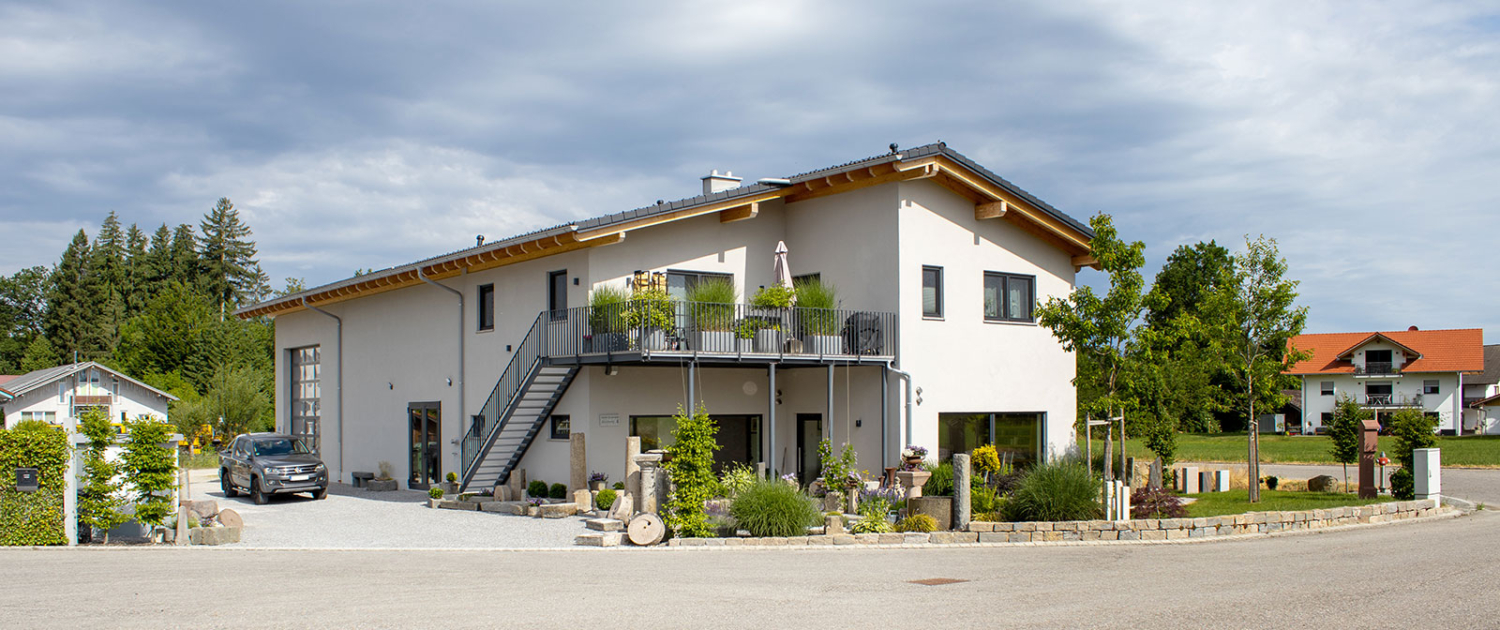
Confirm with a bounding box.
[598,413,620,427]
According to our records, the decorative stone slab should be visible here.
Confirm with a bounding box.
[609,492,635,522]
[573,489,593,512]
[830,535,857,545]
[586,518,624,532]
[439,500,480,511]
[902,533,930,545]
[575,533,623,547]
[628,513,666,546]
[365,479,398,492]
[188,526,241,545]
[877,533,904,545]
[216,509,243,529]
[539,503,578,519]
[479,501,524,514]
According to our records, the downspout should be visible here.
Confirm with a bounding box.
[301,297,344,482]
[418,268,465,476]
[889,367,915,460]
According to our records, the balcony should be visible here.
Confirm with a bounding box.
[1363,393,1423,408]
[1354,362,1399,376]
[537,301,898,366]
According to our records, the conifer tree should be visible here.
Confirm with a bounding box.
[170,223,200,288]
[20,334,59,372]
[123,223,150,316]
[145,224,174,295]
[45,230,105,361]
[199,198,267,314]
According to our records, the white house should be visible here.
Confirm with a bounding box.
[0,362,176,430]
[1288,328,1485,434]
[1463,344,1499,433]
[236,142,1098,492]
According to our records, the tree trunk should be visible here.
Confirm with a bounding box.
[1248,377,1260,503]
[1085,414,1092,475]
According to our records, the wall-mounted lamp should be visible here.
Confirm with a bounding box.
[446,378,453,386]
[606,365,619,376]
[506,345,512,352]
[915,386,923,406]
[855,418,862,428]
[388,382,393,390]
[573,277,580,286]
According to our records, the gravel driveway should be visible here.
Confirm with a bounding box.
[186,470,583,549]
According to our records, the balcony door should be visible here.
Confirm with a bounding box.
[1365,382,1393,405]
[408,402,441,489]
[796,414,822,485]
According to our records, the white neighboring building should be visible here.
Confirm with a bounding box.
[0,362,176,430]
[1463,344,1500,433]
[236,142,1098,492]
[1288,328,1484,434]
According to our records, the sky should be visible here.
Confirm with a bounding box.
[2,1,1498,337]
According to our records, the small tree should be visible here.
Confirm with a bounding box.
[119,417,178,529]
[1207,235,1309,502]
[77,408,129,543]
[663,405,719,538]
[1387,409,1439,500]
[1326,395,1365,491]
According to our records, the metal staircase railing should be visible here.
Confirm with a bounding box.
[460,311,546,490]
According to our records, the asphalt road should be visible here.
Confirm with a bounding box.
[2,509,1494,629]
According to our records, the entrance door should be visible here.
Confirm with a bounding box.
[796,413,822,485]
[408,402,441,489]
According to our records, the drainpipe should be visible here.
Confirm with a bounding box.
[889,367,915,459]
[301,297,344,482]
[418,269,464,475]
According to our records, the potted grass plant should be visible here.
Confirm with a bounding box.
[795,279,842,356]
[625,286,675,350]
[587,285,629,352]
[685,277,737,352]
[749,285,794,353]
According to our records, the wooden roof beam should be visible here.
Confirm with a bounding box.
[976,201,1008,220]
[719,202,759,223]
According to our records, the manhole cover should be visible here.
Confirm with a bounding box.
[908,578,969,586]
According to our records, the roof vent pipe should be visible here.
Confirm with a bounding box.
[701,170,743,195]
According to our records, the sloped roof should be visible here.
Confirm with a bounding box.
[0,362,178,401]
[235,142,1096,319]
[1469,344,1500,386]
[1286,328,1484,375]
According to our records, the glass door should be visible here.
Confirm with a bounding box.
[796,414,822,485]
[408,402,441,489]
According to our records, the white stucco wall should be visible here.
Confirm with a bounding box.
[1,367,170,430]
[1301,371,1461,432]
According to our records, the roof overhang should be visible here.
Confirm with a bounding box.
[1473,393,1500,407]
[237,144,1097,320]
[0,388,12,401]
[1335,332,1422,361]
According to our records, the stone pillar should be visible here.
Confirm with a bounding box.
[569,432,587,493]
[626,436,642,513]
[953,453,971,530]
[1358,419,1380,499]
[1181,466,1199,494]
[573,488,593,512]
[635,452,663,515]
[1148,457,1163,490]
[508,469,526,501]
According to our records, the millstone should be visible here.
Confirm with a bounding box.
[627,513,666,546]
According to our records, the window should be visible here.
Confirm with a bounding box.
[477,284,495,331]
[548,271,568,318]
[1321,412,1333,425]
[922,266,943,318]
[21,411,57,424]
[1321,381,1334,396]
[983,272,1035,322]
[792,272,820,287]
[937,412,1042,468]
[549,414,571,440]
[666,270,733,302]
[631,415,678,451]
[290,346,321,454]
[1424,380,1440,395]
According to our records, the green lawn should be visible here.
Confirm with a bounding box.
[180,451,221,470]
[1087,433,1500,467]
[1183,489,1387,517]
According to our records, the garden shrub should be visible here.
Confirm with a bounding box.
[664,406,720,538]
[975,510,1008,522]
[596,488,618,511]
[429,487,444,499]
[989,472,1023,497]
[730,479,820,537]
[1130,486,1186,519]
[719,463,757,499]
[851,490,895,534]
[972,444,1003,476]
[527,480,548,498]
[971,485,1001,515]
[548,483,567,499]
[922,462,954,496]
[1390,468,1414,500]
[1005,458,1101,522]
[851,513,893,534]
[77,408,127,542]
[612,481,625,490]
[445,471,458,483]
[0,426,70,546]
[120,418,178,528]
[1389,409,1438,500]
[895,514,938,533]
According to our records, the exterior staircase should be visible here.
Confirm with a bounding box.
[459,313,579,492]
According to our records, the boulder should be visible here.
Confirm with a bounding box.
[182,500,219,521]
[189,526,241,546]
[1308,475,1340,493]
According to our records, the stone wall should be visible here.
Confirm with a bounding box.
[660,500,1449,548]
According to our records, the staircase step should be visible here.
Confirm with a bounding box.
[585,518,625,532]
[575,533,623,547]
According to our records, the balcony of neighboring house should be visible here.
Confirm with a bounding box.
[537,301,899,368]
[1353,361,1400,376]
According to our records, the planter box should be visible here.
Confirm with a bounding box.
[439,482,459,495]
[753,329,780,353]
[690,330,733,352]
[366,479,398,492]
[735,337,754,353]
[803,334,842,356]
[909,496,953,531]
[587,333,627,353]
[632,329,667,351]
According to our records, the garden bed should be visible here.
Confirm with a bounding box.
[1088,433,1500,468]
[1183,490,1386,517]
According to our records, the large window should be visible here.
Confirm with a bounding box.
[548,270,568,318]
[666,270,733,302]
[983,272,1035,322]
[631,415,679,452]
[290,346,321,454]
[937,412,1043,468]
[631,413,761,472]
[922,266,943,318]
[477,283,495,331]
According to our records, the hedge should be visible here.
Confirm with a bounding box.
[0,427,71,546]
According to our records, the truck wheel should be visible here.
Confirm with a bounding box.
[251,477,269,505]
[221,470,238,497]
[311,488,327,500]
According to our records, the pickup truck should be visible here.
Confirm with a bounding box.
[220,433,329,504]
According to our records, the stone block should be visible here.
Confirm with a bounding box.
[1017,522,1037,532]
[784,537,809,546]
[993,523,1015,532]
[953,453,972,531]
[952,532,978,543]
[807,536,834,545]
[854,533,879,544]
[1081,531,1101,541]
[1009,532,1031,543]
[585,518,624,532]
[182,500,219,521]
[188,526,240,545]
[574,533,623,547]
[902,533,930,544]
[539,503,578,518]
[1055,522,1078,532]
[1034,522,1053,532]
[1308,475,1339,492]
[908,496,953,531]
[428,498,442,509]
[365,479,398,492]
[1099,531,1119,541]
[1061,531,1081,541]
[831,535,858,545]
[824,514,845,536]
[1039,532,1064,542]
[929,532,955,544]
[1138,530,1163,541]
[877,533,904,545]
[969,522,994,532]
[1189,527,1210,538]
[723,538,744,546]
[1166,530,1188,540]
[978,532,1007,543]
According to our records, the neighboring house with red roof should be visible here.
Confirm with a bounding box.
[1285,327,1485,434]
[1463,344,1500,433]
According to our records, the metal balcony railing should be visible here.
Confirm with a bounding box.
[1363,393,1422,407]
[1355,361,1398,375]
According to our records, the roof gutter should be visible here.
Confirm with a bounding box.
[301,297,344,483]
[418,268,465,476]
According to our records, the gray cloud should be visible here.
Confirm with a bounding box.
[1,0,1497,336]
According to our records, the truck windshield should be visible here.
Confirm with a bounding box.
[252,438,310,457]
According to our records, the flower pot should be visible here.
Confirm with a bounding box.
[588,333,627,353]
[591,481,606,492]
[691,330,734,352]
[903,456,923,470]
[632,329,667,351]
[735,337,754,353]
[896,470,932,499]
[803,334,843,356]
[440,481,459,495]
[754,329,780,353]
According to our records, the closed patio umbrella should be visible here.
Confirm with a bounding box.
[773,240,796,305]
